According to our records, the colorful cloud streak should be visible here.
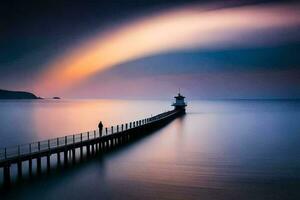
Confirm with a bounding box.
[35,3,300,95]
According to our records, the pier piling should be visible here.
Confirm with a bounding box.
[3,164,11,186]
[37,157,42,174]
[47,155,50,173]
[17,161,22,179]
[29,159,32,176]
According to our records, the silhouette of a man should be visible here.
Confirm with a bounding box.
[98,121,103,136]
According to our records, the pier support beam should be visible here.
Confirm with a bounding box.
[72,149,76,164]
[102,142,105,151]
[37,157,42,174]
[112,138,115,147]
[91,144,95,154]
[86,145,90,156]
[3,164,11,186]
[57,152,61,166]
[96,143,99,152]
[29,158,32,176]
[99,142,103,153]
[17,161,22,179]
[80,147,83,161]
[64,151,68,166]
[47,155,51,173]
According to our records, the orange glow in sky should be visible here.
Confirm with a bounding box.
[34,3,300,95]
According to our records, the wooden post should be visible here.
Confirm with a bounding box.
[126,124,128,130]
[29,158,32,176]
[117,125,119,133]
[99,142,102,152]
[96,137,99,152]
[122,124,124,131]
[17,161,22,179]
[94,130,96,139]
[37,157,42,174]
[112,138,115,147]
[102,141,105,152]
[91,143,95,154]
[72,148,76,164]
[105,128,108,135]
[48,140,50,150]
[37,144,42,173]
[86,145,90,156]
[47,154,50,173]
[56,138,60,165]
[3,164,11,186]
[119,137,121,145]
[63,136,68,167]
[64,150,68,166]
[72,135,76,161]
[86,132,90,156]
[80,133,83,160]
[57,152,61,165]
[111,126,113,134]
[88,132,90,140]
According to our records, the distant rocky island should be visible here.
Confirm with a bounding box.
[0,89,40,99]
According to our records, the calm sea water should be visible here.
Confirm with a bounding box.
[0,99,299,199]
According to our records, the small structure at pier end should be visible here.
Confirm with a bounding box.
[172,93,187,113]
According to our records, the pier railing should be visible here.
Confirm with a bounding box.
[0,110,178,162]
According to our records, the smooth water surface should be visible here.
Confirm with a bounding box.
[0,99,299,199]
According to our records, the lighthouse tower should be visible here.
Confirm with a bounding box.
[172,92,187,113]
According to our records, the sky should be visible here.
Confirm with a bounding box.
[0,0,299,99]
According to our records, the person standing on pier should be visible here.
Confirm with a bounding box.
[98,121,103,136]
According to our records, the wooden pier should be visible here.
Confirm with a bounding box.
[0,109,185,186]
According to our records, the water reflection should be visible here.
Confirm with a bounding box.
[0,99,300,199]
